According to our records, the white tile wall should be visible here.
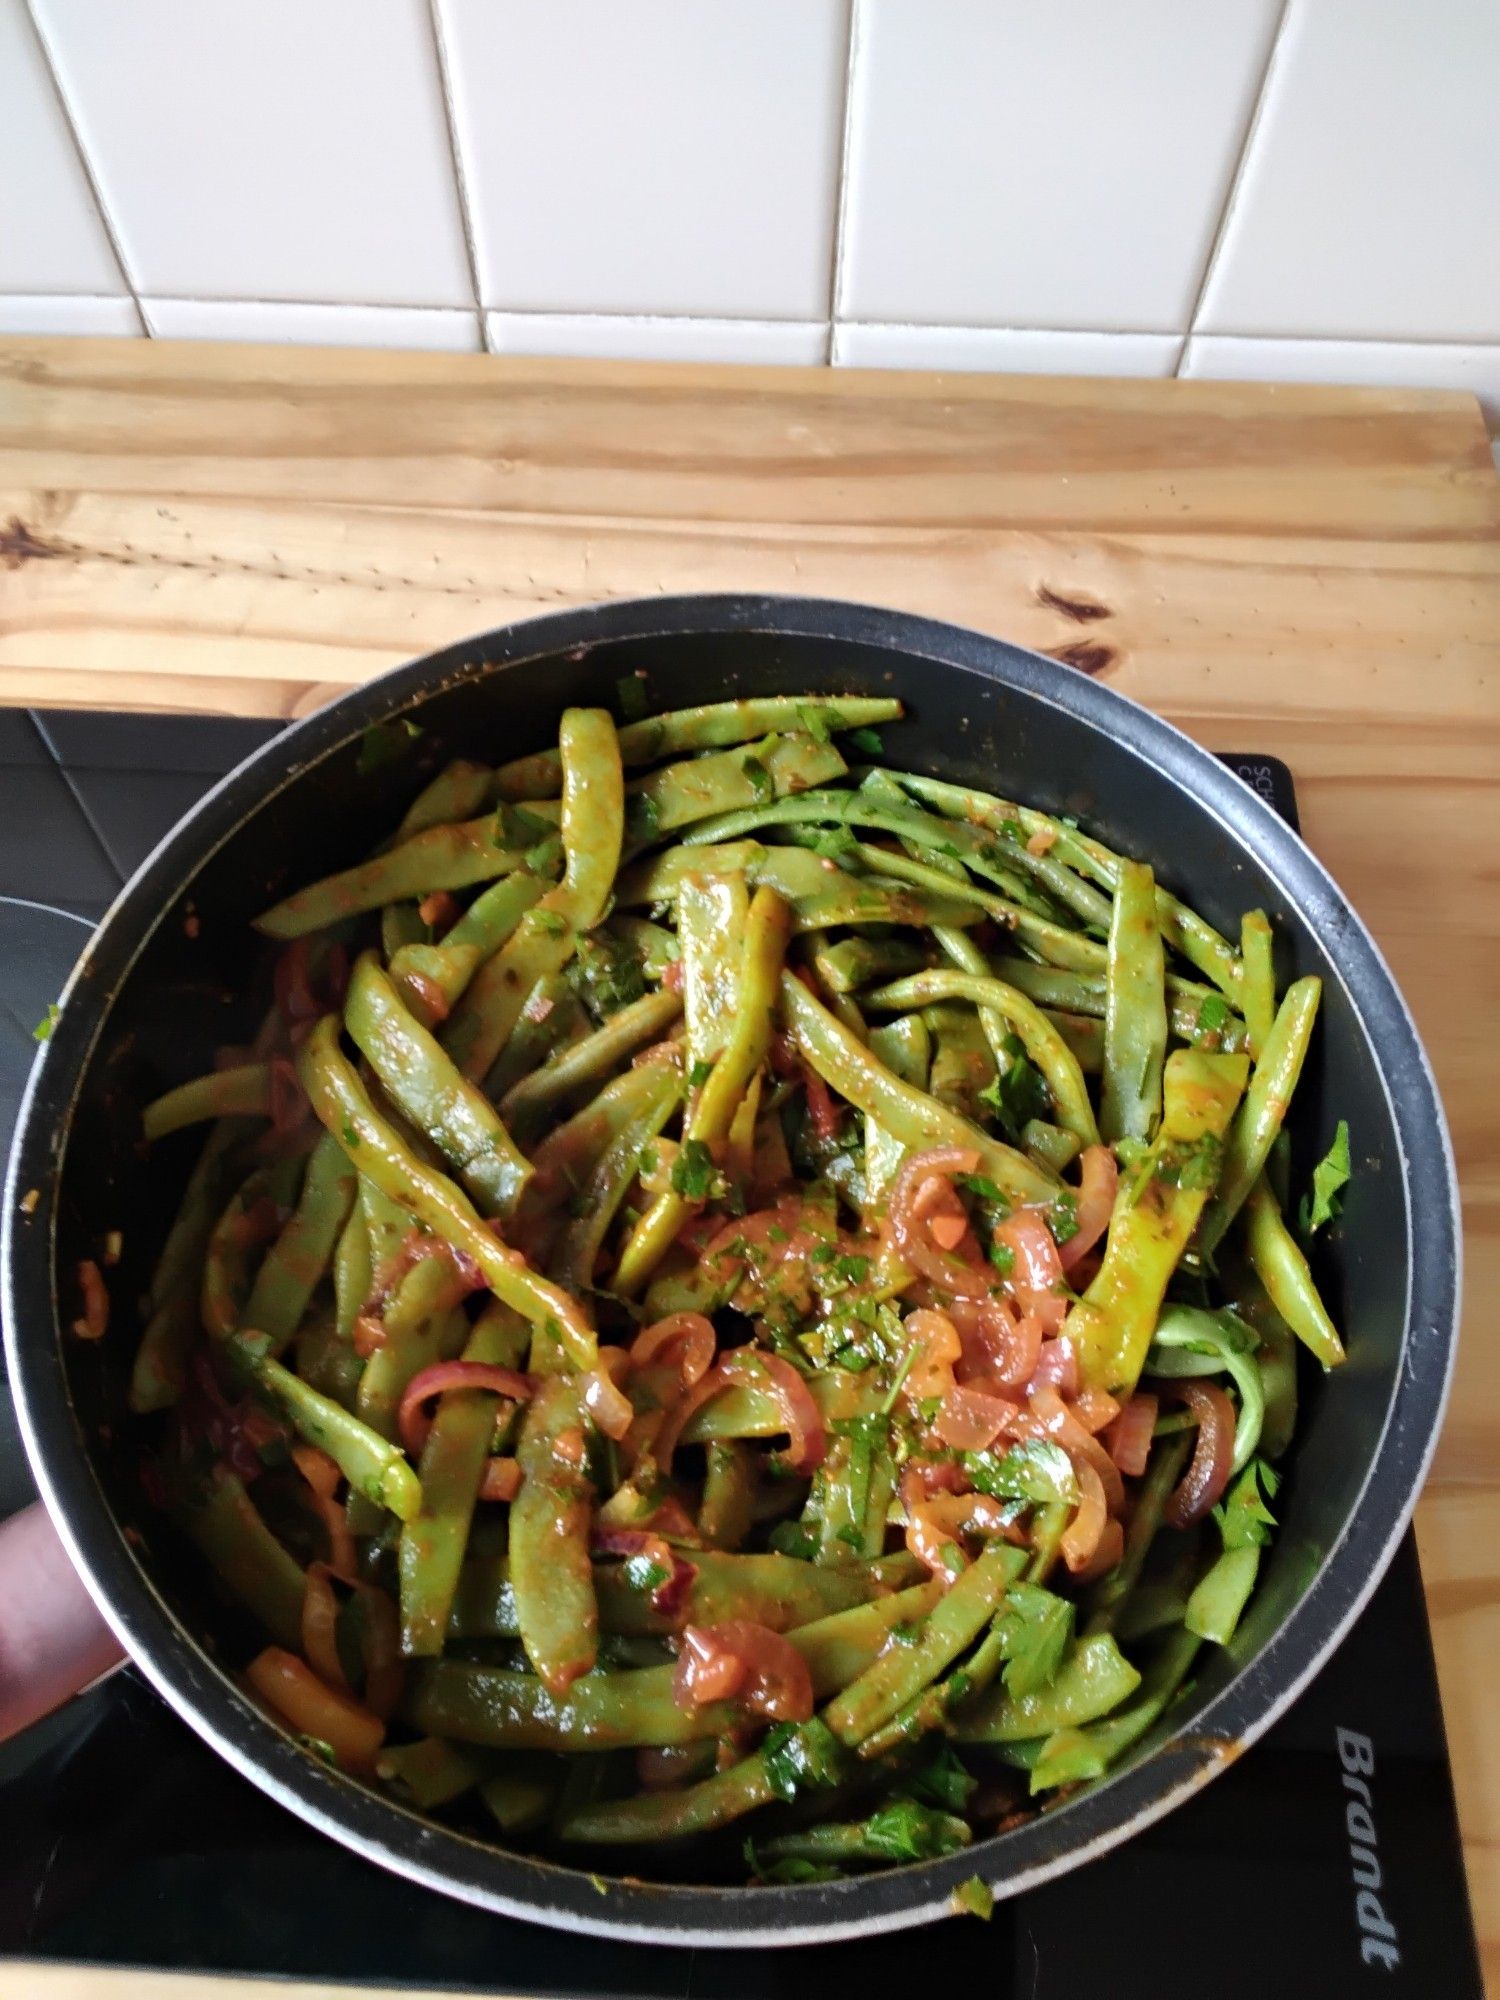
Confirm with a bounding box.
[2,1,1497,430]
[28,0,473,307]
[1199,0,1500,342]
[0,0,124,295]
[142,300,482,353]
[838,0,1280,333]
[834,326,1183,378]
[437,0,848,318]
[486,314,828,366]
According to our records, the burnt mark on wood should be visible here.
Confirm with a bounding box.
[1045,640,1118,677]
[0,516,66,569]
[1035,582,1111,624]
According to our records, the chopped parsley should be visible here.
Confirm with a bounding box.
[1213,1457,1280,1551]
[670,1138,721,1202]
[1195,993,1232,1042]
[994,1582,1074,1698]
[622,1553,672,1594]
[32,1003,60,1044]
[952,1876,995,1921]
[624,791,662,843]
[762,1718,845,1803]
[768,1520,819,1561]
[808,821,861,863]
[907,1742,977,1814]
[963,1438,1077,1507]
[954,1171,1003,1204]
[978,1034,1050,1141]
[355,717,423,777]
[862,1799,971,1863]
[341,1123,361,1149]
[740,753,773,803]
[847,726,884,756]
[295,1734,338,1767]
[987,1239,1015,1276]
[688,1057,715,1090]
[1049,1189,1080,1244]
[615,673,649,722]
[1154,1133,1222,1194]
[1298,1119,1351,1236]
[566,931,646,1019]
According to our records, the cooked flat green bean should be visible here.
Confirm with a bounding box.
[442,708,623,1082]
[426,1576,948,1752]
[1197,975,1320,1255]
[614,885,791,1294]
[1068,1051,1249,1395]
[241,1131,356,1356]
[389,868,553,1024]
[782,972,1059,1205]
[236,1342,422,1520]
[863,967,1100,1148]
[679,871,749,1070]
[178,1471,306,1649]
[882,769,1241,996]
[552,1057,681,1295]
[500,988,682,1133]
[355,1256,471,1440]
[450,1548,920,1641]
[346,950,532,1217]
[332,1204,372,1340]
[617,841,983,935]
[1101,859,1168,1145]
[257,817,554,940]
[1010,1625,1202,1793]
[953,1634,1141,1742]
[1243,1177,1346,1368]
[492,695,901,800]
[485,975,588,1103]
[822,1545,1023,1746]
[200,1163,294,1343]
[1238,910,1276,1058]
[508,1375,598,1693]
[391,757,495,843]
[131,1118,252,1412]
[626,731,846,846]
[296,1015,596,1367]
[376,1735,491,1810]
[984,957,1247,1052]
[1083,1433,1191,1637]
[143,1063,278,1141]
[864,1015,931,1202]
[682,786,1057,919]
[399,1311,525,1657]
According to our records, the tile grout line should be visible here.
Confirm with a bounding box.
[824,0,863,365]
[22,0,147,336]
[422,0,490,355]
[1174,0,1297,377]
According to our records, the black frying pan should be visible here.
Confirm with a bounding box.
[1,596,1459,1947]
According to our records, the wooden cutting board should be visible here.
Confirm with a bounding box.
[1,337,1497,1991]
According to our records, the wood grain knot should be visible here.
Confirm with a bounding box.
[1045,640,1118,677]
[0,516,66,569]
[1035,583,1111,624]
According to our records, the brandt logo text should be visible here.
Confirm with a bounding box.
[1337,1728,1400,1971]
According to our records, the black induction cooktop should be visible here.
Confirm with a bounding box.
[0,708,1481,1997]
